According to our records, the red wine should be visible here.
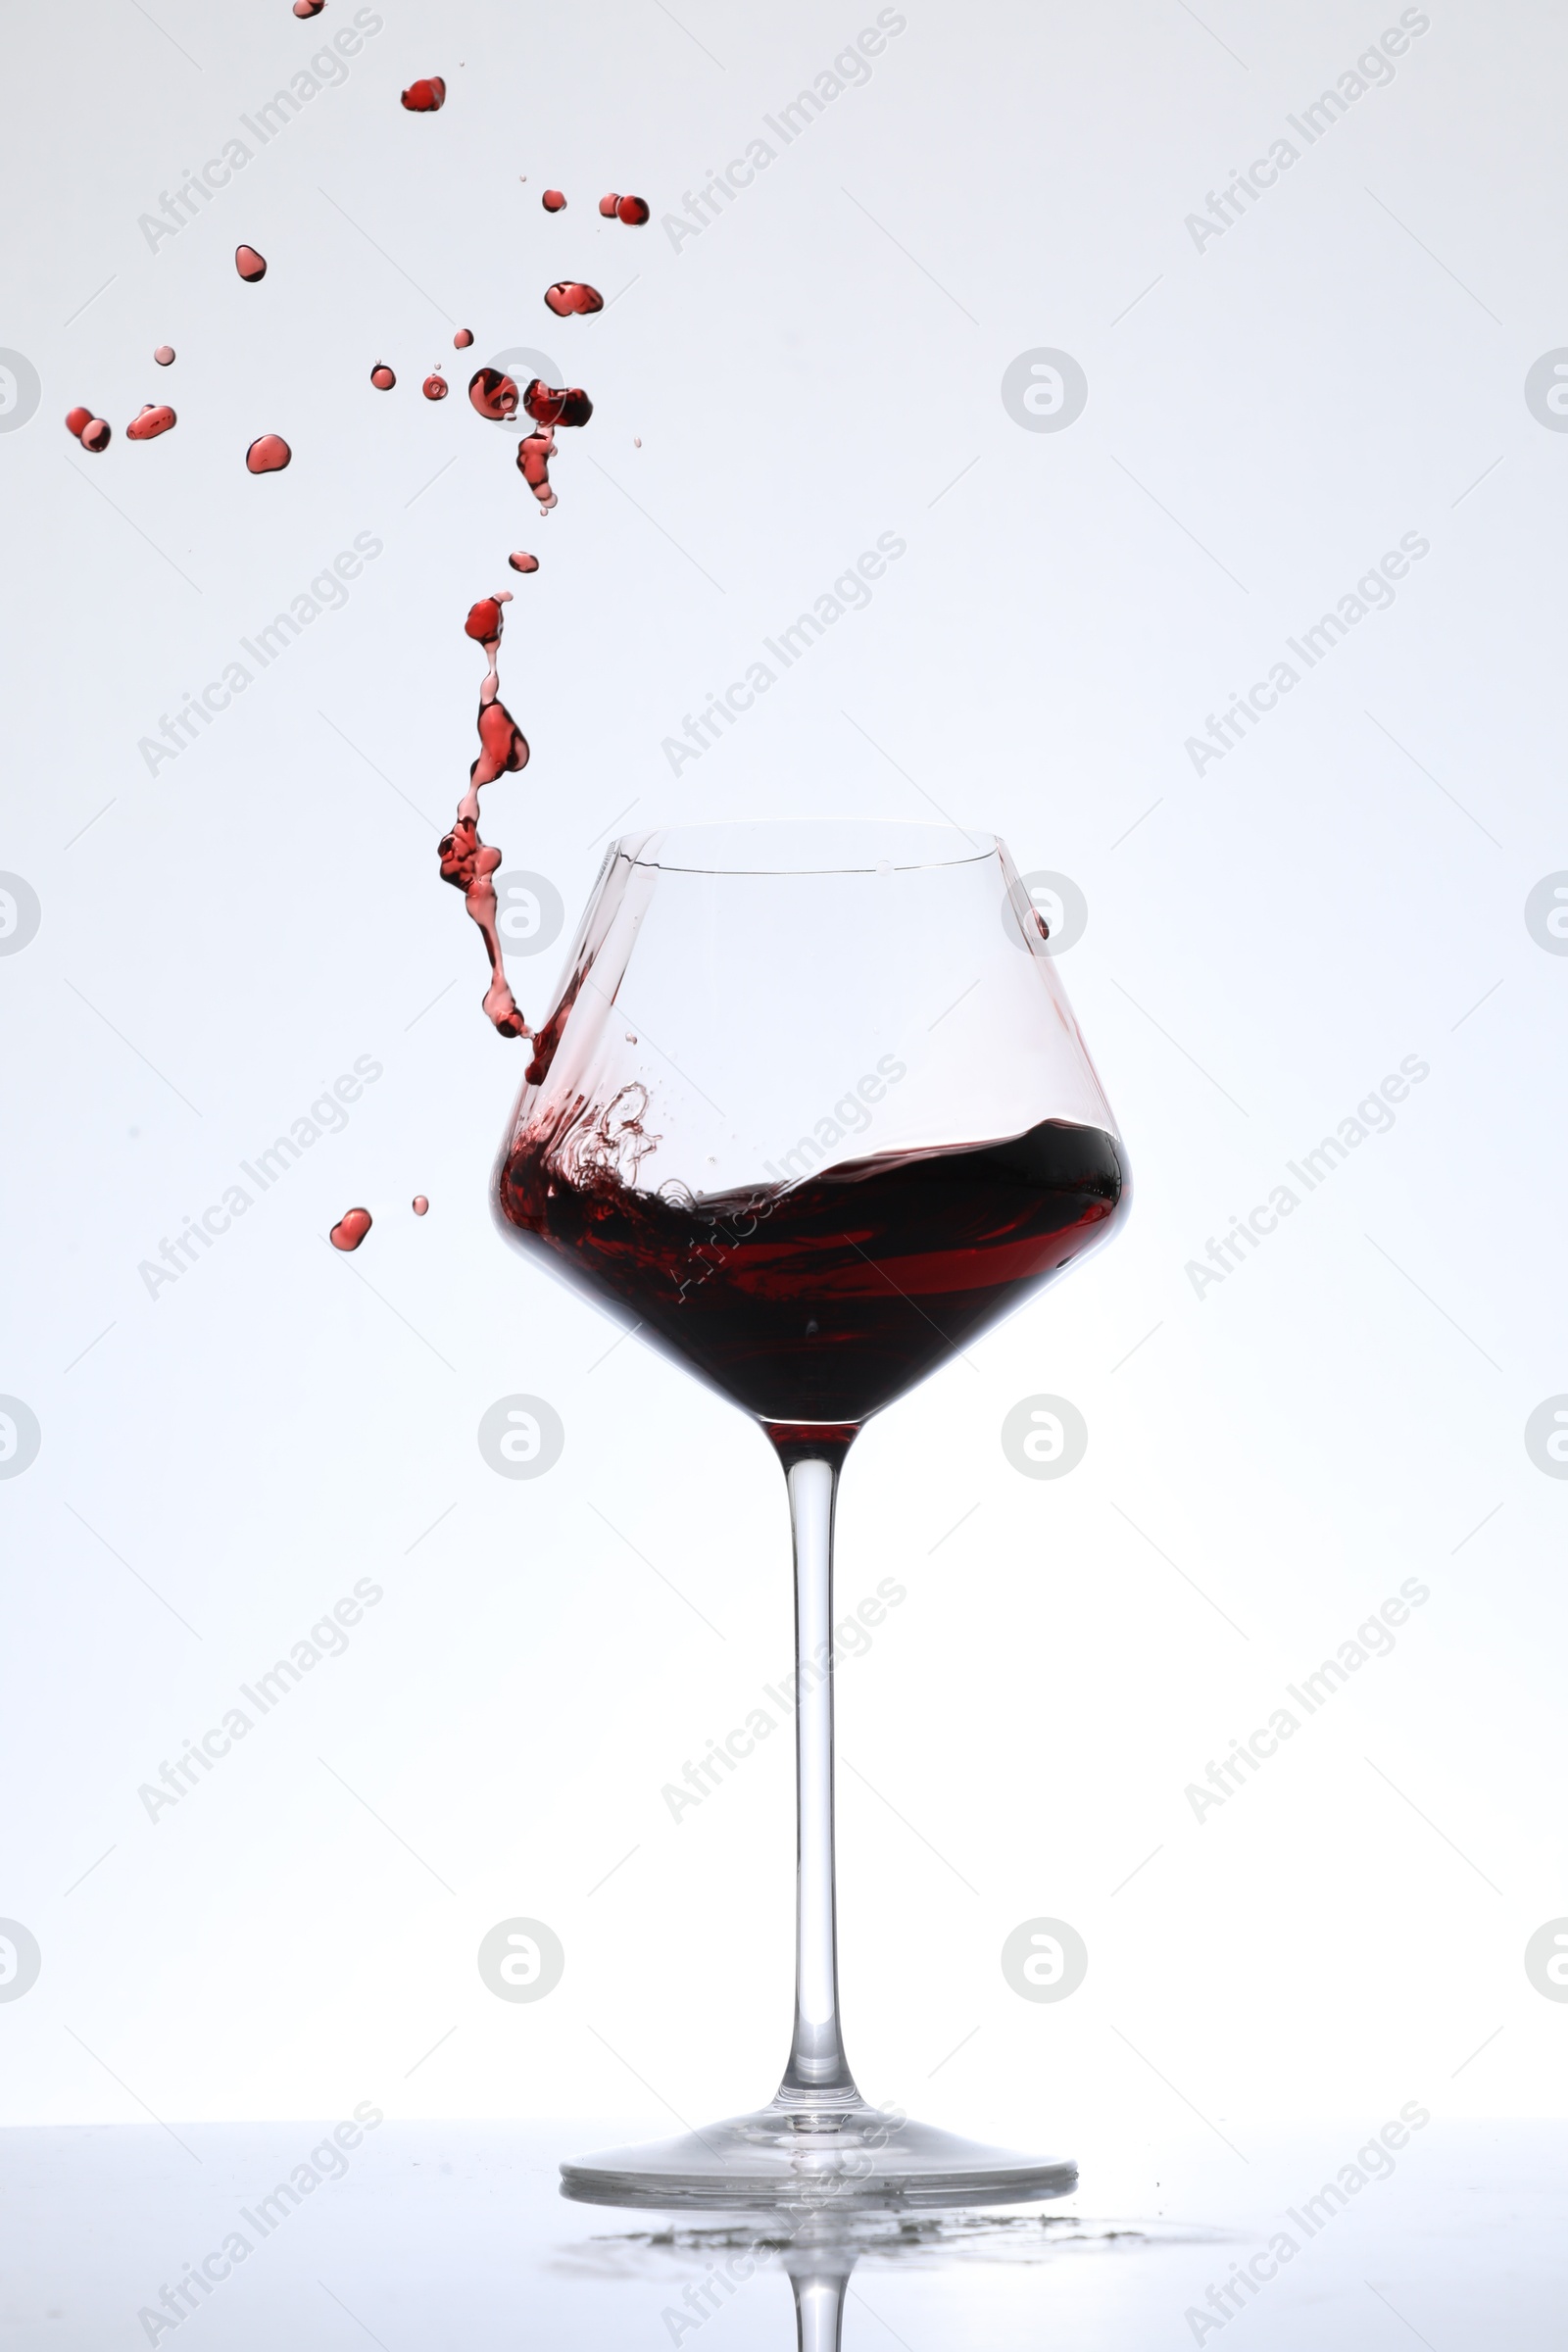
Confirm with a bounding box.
[544,280,604,317]
[422,371,449,401]
[401,76,446,111]
[615,195,650,225]
[65,407,92,438]
[454,327,474,349]
[330,1207,372,1251]
[516,423,557,509]
[542,188,566,212]
[127,404,175,440]
[235,244,268,281]
[437,594,529,1039]
[370,362,396,389]
[496,1110,1127,1426]
[154,345,174,366]
[245,433,291,473]
[523,377,592,428]
[508,549,539,572]
[469,366,519,419]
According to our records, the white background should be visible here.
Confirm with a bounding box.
[2,0,1565,2158]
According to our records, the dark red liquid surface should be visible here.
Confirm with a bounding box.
[497,1114,1127,1425]
[401,76,446,111]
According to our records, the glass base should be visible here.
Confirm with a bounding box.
[560,2094,1076,2212]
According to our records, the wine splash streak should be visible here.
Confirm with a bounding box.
[437,593,530,1041]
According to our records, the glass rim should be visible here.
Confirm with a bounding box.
[615,820,1002,877]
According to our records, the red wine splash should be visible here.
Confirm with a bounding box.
[370,362,396,389]
[127,404,176,440]
[542,188,566,211]
[413,1195,429,1215]
[454,327,474,349]
[422,371,449,400]
[154,345,174,366]
[79,418,111,451]
[615,195,650,224]
[598,192,620,217]
[329,1207,372,1251]
[516,423,557,511]
[508,550,539,572]
[65,406,92,438]
[468,367,519,419]
[235,244,268,281]
[401,76,446,111]
[544,280,604,317]
[523,378,593,427]
[293,0,325,16]
[246,433,291,473]
[437,593,530,1041]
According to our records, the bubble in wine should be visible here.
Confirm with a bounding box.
[329,1207,372,1250]
[245,433,291,473]
[235,244,268,281]
[126,404,176,440]
[543,280,604,317]
[401,76,446,111]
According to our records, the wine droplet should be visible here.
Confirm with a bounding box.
[65,407,92,438]
[543,280,604,317]
[370,362,396,389]
[79,418,112,452]
[508,550,539,572]
[598,192,620,217]
[438,592,530,1041]
[633,435,642,447]
[329,1207,373,1250]
[293,0,325,15]
[422,372,449,401]
[453,327,474,348]
[523,378,592,428]
[515,424,557,510]
[154,345,175,367]
[126,404,176,440]
[400,76,446,111]
[235,244,268,281]
[412,1195,429,1215]
[615,195,650,225]
[245,433,291,473]
[541,188,566,212]
[467,366,519,420]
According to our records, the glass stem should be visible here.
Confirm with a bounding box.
[777,1446,860,2104]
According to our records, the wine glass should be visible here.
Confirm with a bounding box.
[493,820,1129,2208]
